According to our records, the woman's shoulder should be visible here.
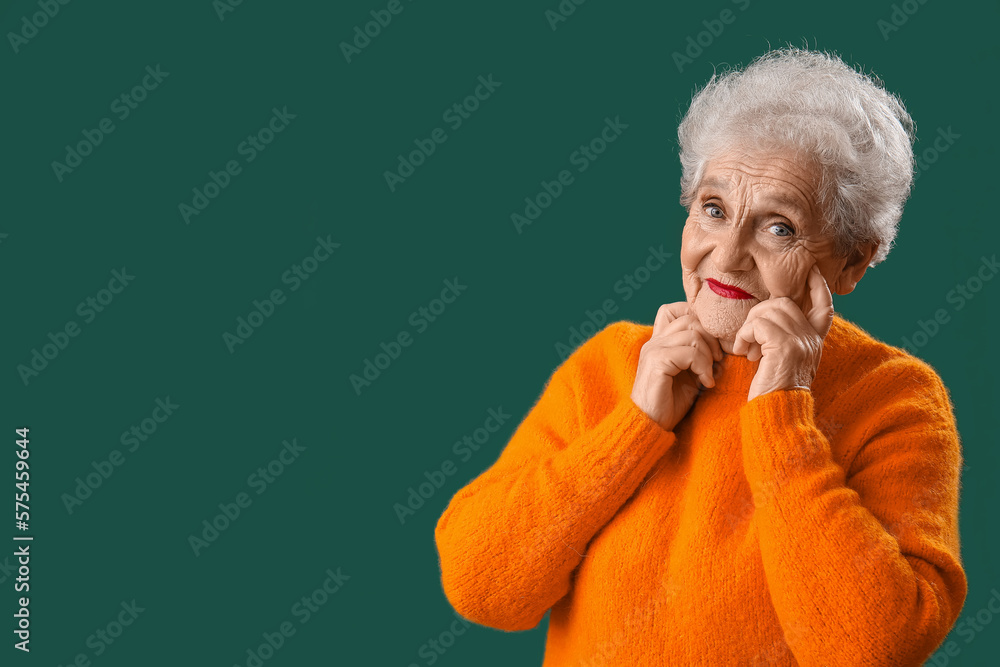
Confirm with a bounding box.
[565,319,653,365]
[821,314,953,410]
[553,320,653,395]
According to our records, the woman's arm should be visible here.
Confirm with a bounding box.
[739,356,967,666]
[434,322,676,631]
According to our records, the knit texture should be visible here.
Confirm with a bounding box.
[434,314,967,666]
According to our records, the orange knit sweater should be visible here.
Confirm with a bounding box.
[434,314,967,666]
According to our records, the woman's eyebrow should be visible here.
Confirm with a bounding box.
[697,178,809,220]
[759,192,809,217]
[698,177,730,194]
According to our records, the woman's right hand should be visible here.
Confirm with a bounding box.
[630,302,723,432]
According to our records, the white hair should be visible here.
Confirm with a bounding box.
[677,46,916,266]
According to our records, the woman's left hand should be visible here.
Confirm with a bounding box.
[733,264,835,401]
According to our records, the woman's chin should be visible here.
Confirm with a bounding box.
[692,308,745,345]
[690,293,755,338]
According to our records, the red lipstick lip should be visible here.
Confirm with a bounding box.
[705,278,754,300]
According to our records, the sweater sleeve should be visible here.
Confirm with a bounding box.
[434,323,676,632]
[739,358,967,666]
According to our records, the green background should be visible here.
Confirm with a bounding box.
[2,0,997,664]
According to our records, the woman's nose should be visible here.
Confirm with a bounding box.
[712,228,754,273]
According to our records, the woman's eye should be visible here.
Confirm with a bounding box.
[704,205,724,218]
[768,223,793,237]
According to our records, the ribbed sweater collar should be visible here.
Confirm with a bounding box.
[705,353,760,396]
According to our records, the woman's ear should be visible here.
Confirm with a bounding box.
[833,242,880,295]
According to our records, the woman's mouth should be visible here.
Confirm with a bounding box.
[705,278,754,300]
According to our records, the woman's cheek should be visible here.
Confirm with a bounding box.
[679,220,709,270]
[759,252,811,301]
[679,222,709,301]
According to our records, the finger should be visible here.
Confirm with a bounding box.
[650,327,711,351]
[685,346,718,388]
[734,297,799,354]
[659,313,724,362]
[652,302,690,338]
[746,308,796,361]
[752,304,800,335]
[737,317,786,360]
[805,264,835,337]
[650,335,717,388]
[733,310,768,361]
[684,313,724,362]
[733,308,760,357]
[735,303,787,353]
[652,329,719,370]
[736,336,763,361]
[733,325,751,357]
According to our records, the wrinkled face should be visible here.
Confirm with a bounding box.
[680,149,852,345]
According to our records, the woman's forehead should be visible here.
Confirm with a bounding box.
[697,157,820,213]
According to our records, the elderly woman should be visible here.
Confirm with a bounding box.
[434,47,966,666]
